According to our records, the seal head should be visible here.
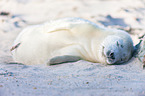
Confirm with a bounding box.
[102,36,131,64]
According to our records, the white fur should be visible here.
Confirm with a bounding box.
[11,17,134,65]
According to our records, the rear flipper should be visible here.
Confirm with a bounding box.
[47,55,81,65]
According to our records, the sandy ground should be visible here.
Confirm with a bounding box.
[0,0,145,96]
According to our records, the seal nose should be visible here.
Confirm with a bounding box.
[107,51,115,60]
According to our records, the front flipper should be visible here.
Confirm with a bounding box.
[47,55,81,65]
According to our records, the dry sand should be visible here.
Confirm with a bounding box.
[0,0,145,96]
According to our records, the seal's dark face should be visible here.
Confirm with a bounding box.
[102,36,130,64]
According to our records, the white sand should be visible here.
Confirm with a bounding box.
[0,0,145,96]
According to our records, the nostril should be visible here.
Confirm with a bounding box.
[110,52,114,57]
[110,52,115,59]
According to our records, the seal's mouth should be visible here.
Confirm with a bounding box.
[106,58,115,64]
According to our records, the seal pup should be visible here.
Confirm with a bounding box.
[11,17,134,65]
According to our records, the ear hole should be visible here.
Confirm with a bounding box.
[121,45,124,48]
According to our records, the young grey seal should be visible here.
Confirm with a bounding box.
[11,17,134,65]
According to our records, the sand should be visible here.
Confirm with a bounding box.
[0,0,145,96]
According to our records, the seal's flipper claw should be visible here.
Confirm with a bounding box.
[10,43,21,51]
[47,55,81,65]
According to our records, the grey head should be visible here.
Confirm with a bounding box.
[102,36,133,64]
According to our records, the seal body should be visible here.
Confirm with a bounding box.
[11,17,134,65]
